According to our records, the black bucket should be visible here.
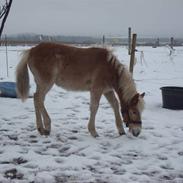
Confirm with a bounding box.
[160,86,183,109]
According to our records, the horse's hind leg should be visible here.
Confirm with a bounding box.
[88,89,102,137]
[34,91,44,135]
[34,82,54,135]
[104,91,125,135]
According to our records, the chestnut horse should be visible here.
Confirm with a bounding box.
[16,42,145,137]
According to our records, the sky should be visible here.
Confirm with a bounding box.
[1,0,183,38]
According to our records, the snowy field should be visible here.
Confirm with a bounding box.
[0,44,183,183]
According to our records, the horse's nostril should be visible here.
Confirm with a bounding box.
[132,129,141,137]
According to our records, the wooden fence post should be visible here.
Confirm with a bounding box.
[5,35,9,77]
[102,35,105,47]
[129,33,137,75]
[170,37,174,49]
[128,27,131,55]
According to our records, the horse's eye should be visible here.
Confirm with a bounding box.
[129,111,136,115]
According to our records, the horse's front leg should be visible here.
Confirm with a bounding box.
[88,90,102,137]
[104,91,125,135]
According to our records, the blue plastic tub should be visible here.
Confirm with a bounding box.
[0,82,17,98]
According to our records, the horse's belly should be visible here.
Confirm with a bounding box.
[55,76,91,91]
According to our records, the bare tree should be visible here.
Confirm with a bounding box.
[0,0,13,39]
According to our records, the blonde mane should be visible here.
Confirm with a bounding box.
[107,52,144,111]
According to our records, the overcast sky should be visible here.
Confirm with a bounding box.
[2,0,183,37]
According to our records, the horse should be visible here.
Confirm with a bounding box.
[16,42,145,137]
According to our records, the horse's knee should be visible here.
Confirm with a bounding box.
[34,92,39,100]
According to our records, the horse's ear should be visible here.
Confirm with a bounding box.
[130,93,139,106]
[140,92,145,98]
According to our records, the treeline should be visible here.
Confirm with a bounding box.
[0,33,183,46]
[0,34,100,45]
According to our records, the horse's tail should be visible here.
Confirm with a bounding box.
[16,50,30,101]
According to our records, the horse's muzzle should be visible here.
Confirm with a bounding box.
[132,128,141,137]
[128,121,142,137]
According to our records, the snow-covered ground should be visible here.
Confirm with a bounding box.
[0,45,183,183]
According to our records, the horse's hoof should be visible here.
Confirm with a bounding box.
[119,131,126,136]
[38,128,45,135]
[44,130,50,136]
[90,131,99,138]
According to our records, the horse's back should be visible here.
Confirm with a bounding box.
[27,42,115,91]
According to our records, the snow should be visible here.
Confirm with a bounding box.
[0,45,183,183]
